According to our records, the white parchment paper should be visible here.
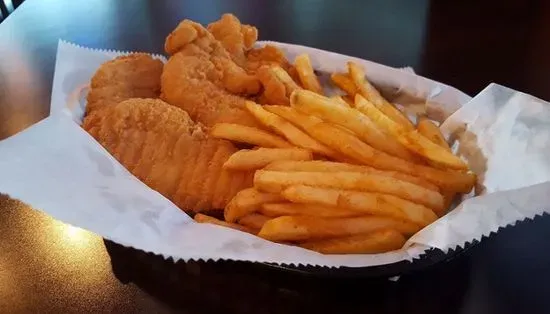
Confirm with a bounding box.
[0,40,549,268]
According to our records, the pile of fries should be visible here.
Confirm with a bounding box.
[195,54,476,255]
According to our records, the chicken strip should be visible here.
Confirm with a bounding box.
[162,19,262,127]
[256,65,302,106]
[207,13,258,67]
[82,98,253,212]
[246,45,296,76]
[86,53,163,114]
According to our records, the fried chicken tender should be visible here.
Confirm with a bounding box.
[205,14,294,76]
[246,46,300,105]
[82,98,253,212]
[246,45,297,77]
[256,65,301,106]
[162,19,262,128]
[86,53,163,114]
[207,13,258,67]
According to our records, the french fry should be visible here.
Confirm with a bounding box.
[254,170,444,211]
[290,89,418,160]
[281,185,438,226]
[224,188,284,222]
[330,73,357,96]
[195,213,256,234]
[264,160,439,191]
[355,95,469,170]
[342,95,355,107]
[417,116,456,212]
[263,105,377,162]
[271,65,301,94]
[211,123,292,148]
[330,95,351,108]
[257,65,290,106]
[238,213,271,229]
[294,54,324,94]
[348,61,415,130]
[263,105,469,190]
[300,229,406,254]
[260,104,475,192]
[261,203,363,218]
[258,215,421,241]
[245,101,340,158]
[416,116,450,149]
[223,148,313,170]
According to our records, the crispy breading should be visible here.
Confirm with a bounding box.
[207,13,258,67]
[163,19,259,94]
[161,52,261,127]
[205,14,295,77]
[82,98,253,212]
[162,19,262,128]
[246,44,297,77]
[86,53,163,114]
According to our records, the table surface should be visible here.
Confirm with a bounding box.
[1,0,550,313]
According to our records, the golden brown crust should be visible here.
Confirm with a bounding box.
[86,54,163,114]
[82,98,252,212]
[207,13,258,67]
[161,50,261,128]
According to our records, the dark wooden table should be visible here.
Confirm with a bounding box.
[1,0,550,313]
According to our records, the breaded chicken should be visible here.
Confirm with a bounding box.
[162,19,262,128]
[162,52,261,127]
[86,53,163,114]
[205,15,300,105]
[206,14,295,76]
[82,98,253,212]
[255,64,304,106]
[246,45,297,77]
[207,13,258,67]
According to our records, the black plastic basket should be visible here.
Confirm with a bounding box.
[104,238,478,280]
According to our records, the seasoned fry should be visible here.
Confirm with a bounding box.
[195,213,256,234]
[416,116,450,149]
[223,148,313,170]
[224,188,284,222]
[294,54,324,94]
[300,229,406,254]
[238,213,271,229]
[355,95,469,170]
[348,62,414,130]
[281,185,438,226]
[331,95,351,108]
[257,65,290,106]
[417,116,456,213]
[342,95,355,107]
[264,160,439,191]
[211,123,292,148]
[254,170,444,211]
[271,65,301,93]
[261,203,362,218]
[258,215,420,241]
[245,101,340,158]
[263,105,374,161]
[290,89,418,160]
[330,73,357,96]
[260,103,475,192]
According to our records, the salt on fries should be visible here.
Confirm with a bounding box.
[196,54,475,254]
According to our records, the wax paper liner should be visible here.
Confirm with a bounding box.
[0,40,549,268]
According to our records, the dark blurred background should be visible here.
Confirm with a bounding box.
[1,0,549,100]
[0,0,23,21]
